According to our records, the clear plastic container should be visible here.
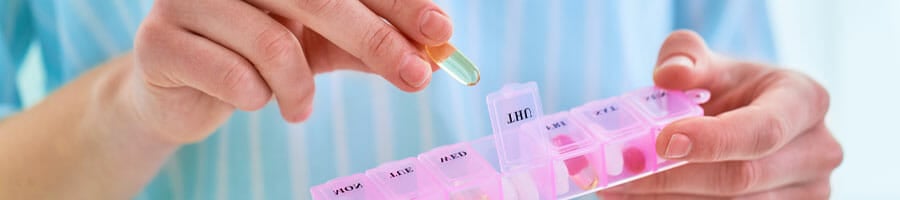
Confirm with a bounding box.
[365,157,448,199]
[310,173,388,200]
[623,87,711,171]
[625,87,710,126]
[469,135,556,200]
[417,143,504,200]
[310,83,711,200]
[522,111,607,199]
[570,98,658,186]
[485,82,558,200]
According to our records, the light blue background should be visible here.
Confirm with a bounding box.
[769,0,900,199]
[10,0,899,199]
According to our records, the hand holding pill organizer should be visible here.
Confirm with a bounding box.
[311,82,711,200]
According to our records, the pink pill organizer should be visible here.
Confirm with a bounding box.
[310,82,711,200]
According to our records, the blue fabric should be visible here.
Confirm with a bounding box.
[0,0,777,199]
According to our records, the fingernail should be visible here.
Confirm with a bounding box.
[400,54,431,88]
[658,55,694,70]
[664,133,693,158]
[419,10,452,42]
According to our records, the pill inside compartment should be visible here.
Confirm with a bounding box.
[418,143,503,200]
[625,87,710,170]
[571,97,658,186]
[523,111,608,197]
[365,158,448,199]
[310,174,388,200]
[468,135,557,200]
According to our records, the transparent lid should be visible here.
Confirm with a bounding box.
[625,87,710,124]
[485,82,550,172]
[523,111,598,159]
[365,158,446,199]
[571,97,644,137]
[417,143,498,188]
[310,174,387,200]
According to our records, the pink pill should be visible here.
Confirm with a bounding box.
[552,135,590,175]
[623,147,646,173]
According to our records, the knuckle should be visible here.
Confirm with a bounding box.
[806,75,832,117]
[133,20,175,84]
[754,114,786,156]
[254,25,299,69]
[220,61,254,95]
[784,70,832,118]
[821,129,845,170]
[719,161,758,195]
[826,147,845,170]
[361,25,397,65]
[812,181,833,200]
[135,19,167,47]
[219,61,269,109]
[150,0,184,22]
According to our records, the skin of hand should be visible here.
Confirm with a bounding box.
[133,0,450,144]
[0,0,451,199]
[597,30,843,200]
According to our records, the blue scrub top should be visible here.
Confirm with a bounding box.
[0,0,776,199]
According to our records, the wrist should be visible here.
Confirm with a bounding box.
[3,53,184,199]
[81,53,182,153]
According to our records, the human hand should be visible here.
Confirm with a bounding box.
[132,0,450,144]
[598,30,843,200]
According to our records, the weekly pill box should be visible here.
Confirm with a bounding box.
[310,82,710,200]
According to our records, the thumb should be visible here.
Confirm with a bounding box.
[653,30,717,90]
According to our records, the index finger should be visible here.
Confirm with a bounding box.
[359,0,453,46]
[246,0,435,92]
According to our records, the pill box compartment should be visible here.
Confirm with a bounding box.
[571,97,658,186]
[310,173,388,200]
[470,135,557,200]
[625,87,709,126]
[418,143,503,200]
[365,157,448,199]
[625,87,710,171]
[523,111,608,198]
[486,82,557,199]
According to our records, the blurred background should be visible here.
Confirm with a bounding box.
[767,0,900,199]
[11,0,899,199]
